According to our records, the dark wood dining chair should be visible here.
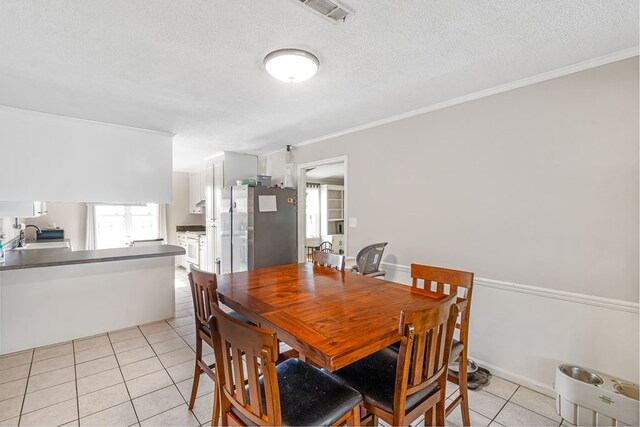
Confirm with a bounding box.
[318,241,333,252]
[208,303,363,426]
[330,293,459,426]
[410,263,475,426]
[312,250,346,271]
[187,266,255,423]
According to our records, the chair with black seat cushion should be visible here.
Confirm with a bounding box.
[388,264,474,426]
[351,242,388,278]
[330,293,459,426]
[312,250,345,271]
[187,266,255,422]
[208,303,363,426]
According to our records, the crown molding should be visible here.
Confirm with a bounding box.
[261,48,638,157]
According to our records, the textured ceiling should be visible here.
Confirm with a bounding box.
[0,1,637,170]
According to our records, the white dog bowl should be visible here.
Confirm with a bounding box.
[554,364,639,426]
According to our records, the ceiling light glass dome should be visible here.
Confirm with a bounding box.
[264,49,319,83]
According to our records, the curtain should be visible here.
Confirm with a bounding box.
[305,184,321,239]
[157,203,168,243]
[85,204,97,250]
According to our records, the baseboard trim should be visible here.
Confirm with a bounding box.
[380,262,639,314]
[469,357,555,398]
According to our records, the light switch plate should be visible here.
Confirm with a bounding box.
[348,218,357,228]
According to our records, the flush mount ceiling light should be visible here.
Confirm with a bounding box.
[264,49,319,83]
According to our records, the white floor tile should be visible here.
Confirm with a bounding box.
[76,355,118,379]
[75,344,114,364]
[0,365,30,386]
[494,402,558,427]
[158,347,194,369]
[139,322,172,336]
[120,358,164,382]
[112,337,149,354]
[139,404,200,426]
[131,385,184,421]
[509,387,561,422]
[467,389,507,419]
[79,401,138,426]
[22,380,76,414]
[145,330,180,345]
[19,398,78,426]
[74,336,111,353]
[78,383,130,418]
[33,343,73,362]
[0,378,26,402]
[483,376,519,400]
[0,396,22,422]
[0,352,32,372]
[27,365,76,393]
[175,375,215,402]
[77,368,123,396]
[189,392,214,425]
[126,370,174,399]
[166,360,194,384]
[30,354,74,376]
[108,328,143,344]
[116,346,155,366]
[151,338,189,356]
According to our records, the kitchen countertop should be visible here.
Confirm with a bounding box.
[0,244,185,271]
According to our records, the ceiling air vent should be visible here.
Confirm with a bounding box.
[293,0,353,23]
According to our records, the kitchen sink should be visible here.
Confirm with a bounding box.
[15,241,71,250]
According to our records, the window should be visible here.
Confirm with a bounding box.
[94,204,159,249]
[305,184,321,238]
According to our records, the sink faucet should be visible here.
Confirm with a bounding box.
[18,225,42,247]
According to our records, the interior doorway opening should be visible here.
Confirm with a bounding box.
[297,156,348,263]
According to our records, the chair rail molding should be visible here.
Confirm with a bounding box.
[380,261,640,397]
[380,262,639,314]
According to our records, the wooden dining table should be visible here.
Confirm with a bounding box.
[216,262,446,372]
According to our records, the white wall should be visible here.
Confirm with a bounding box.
[166,171,205,245]
[0,106,173,204]
[259,58,639,389]
[27,203,87,251]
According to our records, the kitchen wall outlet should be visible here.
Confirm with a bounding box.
[348,218,357,228]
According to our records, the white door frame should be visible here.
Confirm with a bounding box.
[297,156,348,262]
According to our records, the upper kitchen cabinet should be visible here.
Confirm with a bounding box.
[189,171,205,214]
[0,202,47,218]
[0,106,173,204]
[205,152,257,221]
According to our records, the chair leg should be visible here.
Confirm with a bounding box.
[188,336,203,409]
[424,406,434,426]
[458,352,471,427]
[435,399,445,427]
[345,404,360,426]
[211,381,220,427]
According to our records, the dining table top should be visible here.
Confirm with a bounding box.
[215,262,446,371]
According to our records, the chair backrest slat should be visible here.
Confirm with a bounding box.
[393,293,458,425]
[209,303,282,426]
[188,266,220,331]
[311,250,346,271]
[410,264,474,333]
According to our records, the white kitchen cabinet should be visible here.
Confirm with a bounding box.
[0,201,48,218]
[188,172,205,214]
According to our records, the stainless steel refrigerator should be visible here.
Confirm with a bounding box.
[219,185,297,274]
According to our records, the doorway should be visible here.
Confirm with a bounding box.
[297,156,348,262]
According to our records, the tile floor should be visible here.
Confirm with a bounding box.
[0,267,564,426]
